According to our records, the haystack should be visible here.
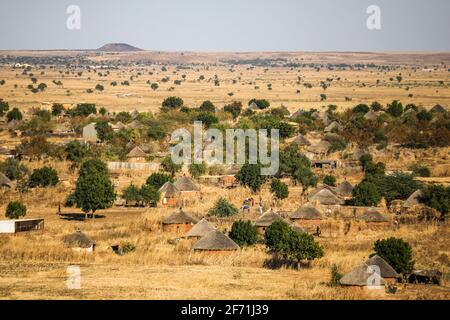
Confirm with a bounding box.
[63,231,95,252]
[192,230,239,252]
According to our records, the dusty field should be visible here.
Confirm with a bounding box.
[0,51,449,114]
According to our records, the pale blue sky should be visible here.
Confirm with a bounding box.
[0,0,449,51]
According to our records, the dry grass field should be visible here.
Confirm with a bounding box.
[0,51,449,114]
[1,51,450,300]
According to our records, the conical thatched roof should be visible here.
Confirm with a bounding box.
[366,255,399,278]
[185,218,216,238]
[127,120,143,129]
[308,188,343,205]
[293,134,311,146]
[192,230,239,251]
[290,109,305,119]
[336,181,354,197]
[291,203,324,220]
[0,172,13,188]
[402,190,423,208]
[324,121,342,133]
[254,209,283,227]
[159,181,180,197]
[127,146,147,158]
[340,263,387,286]
[364,110,379,121]
[307,140,330,155]
[64,231,95,248]
[248,102,259,110]
[174,176,199,192]
[430,104,447,113]
[162,209,198,225]
[361,209,389,223]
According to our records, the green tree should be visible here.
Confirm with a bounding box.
[409,164,431,177]
[150,83,159,90]
[235,163,267,193]
[265,220,324,267]
[194,112,219,128]
[209,197,239,217]
[386,100,404,117]
[270,179,289,200]
[377,173,422,204]
[370,101,383,111]
[161,156,182,177]
[5,201,27,219]
[139,184,160,207]
[95,121,113,142]
[51,103,65,117]
[95,84,104,91]
[162,96,184,111]
[65,141,88,164]
[70,103,96,117]
[224,101,243,119]
[188,162,207,179]
[6,107,23,122]
[323,175,336,187]
[146,172,172,189]
[0,100,9,117]
[352,104,370,114]
[199,100,215,113]
[0,158,28,181]
[352,181,381,206]
[359,154,373,171]
[147,125,167,140]
[74,159,116,219]
[421,185,450,219]
[229,220,258,246]
[123,183,140,205]
[373,238,414,274]
[28,167,59,188]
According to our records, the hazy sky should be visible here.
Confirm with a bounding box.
[0,0,449,51]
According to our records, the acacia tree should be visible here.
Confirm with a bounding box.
[270,179,289,200]
[235,163,267,193]
[74,159,116,220]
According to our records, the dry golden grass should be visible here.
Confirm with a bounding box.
[0,176,449,300]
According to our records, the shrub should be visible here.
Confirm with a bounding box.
[0,100,9,117]
[224,101,242,119]
[147,125,166,140]
[329,264,343,287]
[386,100,404,117]
[209,198,238,217]
[188,162,207,179]
[323,175,336,187]
[6,108,23,122]
[5,201,27,219]
[161,156,182,177]
[194,112,218,128]
[373,237,414,274]
[0,158,28,181]
[409,164,431,177]
[51,103,65,116]
[146,172,172,189]
[28,167,59,188]
[229,220,258,246]
[270,179,289,200]
[352,104,369,114]
[65,141,88,163]
[199,100,215,113]
[352,181,381,206]
[162,96,184,111]
[70,103,96,117]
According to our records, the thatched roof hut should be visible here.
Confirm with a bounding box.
[291,203,324,220]
[340,263,386,287]
[174,176,199,192]
[430,104,447,113]
[254,209,283,227]
[293,134,311,147]
[365,255,399,279]
[159,182,180,197]
[248,101,259,110]
[192,230,239,251]
[63,231,95,251]
[308,188,343,205]
[402,190,423,209]
[0,172,14,189]
[336,181,354,197]
[185,218,215,239]
[364,110,379,121]
[162,209,198,225]
[127,146,147,159]
[361,209,389,223]
[324,121,342,133]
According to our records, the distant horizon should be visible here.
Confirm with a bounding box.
[1,0,450,52]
